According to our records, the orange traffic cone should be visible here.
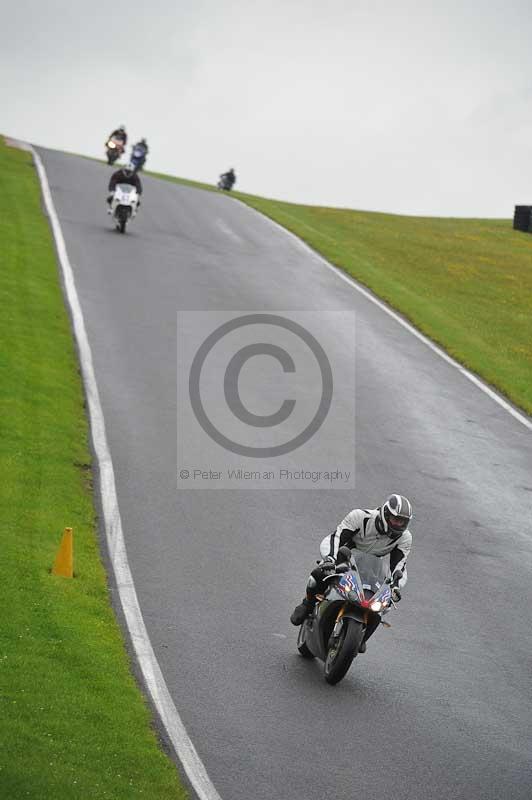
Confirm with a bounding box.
[52,527,73,578]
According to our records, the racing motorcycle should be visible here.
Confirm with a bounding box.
[109,183,139,233]
[130,144,147,172]
[217,174,235,191]
[296,547,402,685]
[106,137,125,165]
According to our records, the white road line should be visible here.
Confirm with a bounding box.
[233,198,532,432]
[31,147,223,800]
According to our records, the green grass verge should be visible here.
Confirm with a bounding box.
[0,138,187,798]
[151,171,532,417]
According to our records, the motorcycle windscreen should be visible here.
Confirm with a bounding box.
[351,551,390,594]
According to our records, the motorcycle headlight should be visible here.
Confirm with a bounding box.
[370,600,382,612]
[108,142,116,149]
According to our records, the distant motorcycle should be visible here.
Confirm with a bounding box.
[109,183,139,233]
[217,173,235,191]
[296,547,402,685]
[130,144,147,172]
[106,138,125,165]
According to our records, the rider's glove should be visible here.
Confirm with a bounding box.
[319,556,337,571]
[336,545,352,565]
[391,587,402,603]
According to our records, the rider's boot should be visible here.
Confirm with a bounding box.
[290,593,316,626]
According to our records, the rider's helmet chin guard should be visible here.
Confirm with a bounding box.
[122,162,135,177]
[378,494,412,538]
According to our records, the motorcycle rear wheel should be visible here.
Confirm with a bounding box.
[296,620,315,659]
[324,618,364,685]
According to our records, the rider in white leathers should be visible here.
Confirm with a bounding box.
[290,494,413,630]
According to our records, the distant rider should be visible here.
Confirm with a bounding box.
[108,125,128,146]
[107,163,143,209]
[131,138,148,168]
[290,494,413,648]
[219,167,236,190]
[133,137,148,155]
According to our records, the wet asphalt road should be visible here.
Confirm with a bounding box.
[38,147,532,800]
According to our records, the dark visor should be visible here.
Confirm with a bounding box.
[388,514,409,530]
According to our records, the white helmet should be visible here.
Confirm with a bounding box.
[122,162,134,176]
[378,494,413,538]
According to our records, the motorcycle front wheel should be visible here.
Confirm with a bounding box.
[115,207,129,234]
[296,620,315,659]
[324,618,364,685]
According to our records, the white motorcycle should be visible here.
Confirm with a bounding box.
[109,183,139,233]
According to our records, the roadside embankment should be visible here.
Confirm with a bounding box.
[0,137,187,799]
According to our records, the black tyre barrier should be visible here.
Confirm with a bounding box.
[513,205,532,233]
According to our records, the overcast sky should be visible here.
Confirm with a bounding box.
[2,0,532,216]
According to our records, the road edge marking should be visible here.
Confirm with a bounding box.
[31,146,223,800]
[231,196,532,432]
